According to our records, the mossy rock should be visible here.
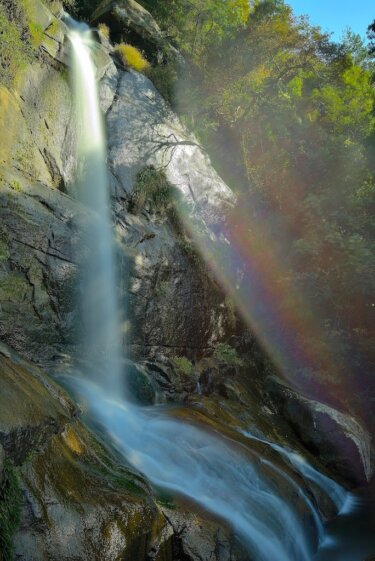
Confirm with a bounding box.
[126,362,156,404]
[0,459,22,561]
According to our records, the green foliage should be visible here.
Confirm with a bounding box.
[142,0,249,62]
[130,166,176,214]
[171,356,193,376]
[367,19,375,55]
[114,43,150,73]
[0,460,22,561]
[148,62,178,105]
[213,343,243,366]
[341,28,375,72]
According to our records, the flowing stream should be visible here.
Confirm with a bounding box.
[64,20,374,561]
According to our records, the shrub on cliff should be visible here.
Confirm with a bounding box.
[213,343,243,367]
[114,43,150,72]
[129,166,176,214]
[148,62,178,106]
[171,356,193,376]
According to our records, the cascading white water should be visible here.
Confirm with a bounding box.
[65,20,355,561]
[68,20,123,395]
[239,430,347,512]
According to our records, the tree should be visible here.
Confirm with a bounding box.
[367,19,375,54]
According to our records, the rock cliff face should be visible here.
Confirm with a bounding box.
[0,0,236,364]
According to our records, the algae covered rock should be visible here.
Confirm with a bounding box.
[0,343,74,464]
[0,345,252,561]
[0,345,171,561]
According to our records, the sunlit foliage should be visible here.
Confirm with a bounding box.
[114,43,150,72]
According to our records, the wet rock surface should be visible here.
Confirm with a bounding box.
[0,346,162,561]
[161,508,253,561]
[0,346,255,561]
[266,376,374,486]
[0,444,4,487]
[0,180,83,362]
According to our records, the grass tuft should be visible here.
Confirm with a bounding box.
[114,43,150,73]
[97,22,109,39]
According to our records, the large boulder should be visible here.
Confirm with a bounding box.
[91,0,181,64]
[0,345,166,561]
[267,376,373,486]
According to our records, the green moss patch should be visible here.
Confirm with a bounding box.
[212,343,243,366]
[0,5,32,87]
[0,239,9,262]
[0,461,22,561]
[0,272,28,303]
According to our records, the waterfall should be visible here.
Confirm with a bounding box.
[64,20,353,561]
[67,19,123,396]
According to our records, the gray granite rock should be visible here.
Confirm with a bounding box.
[107,70,235,226]
[91,0,181,64]
[267,376,374,486]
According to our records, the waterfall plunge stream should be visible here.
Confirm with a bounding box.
[64,21,373,561]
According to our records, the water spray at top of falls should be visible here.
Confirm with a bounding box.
[63,18,358,561]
